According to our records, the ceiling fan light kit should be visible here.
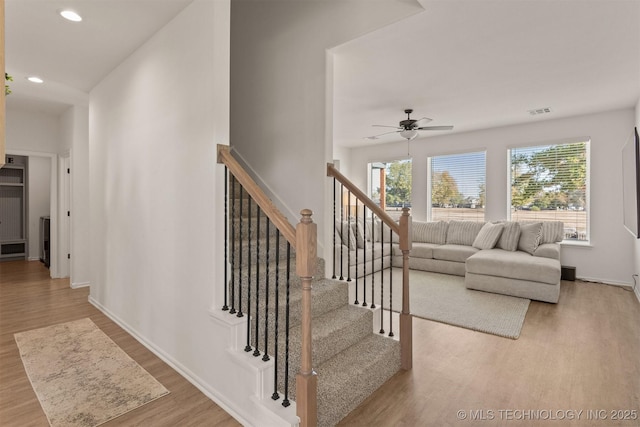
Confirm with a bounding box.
[365,108,454,142]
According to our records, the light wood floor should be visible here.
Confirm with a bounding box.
[340,277,640,426]
[0,261,240,427]
[2,261,639,426]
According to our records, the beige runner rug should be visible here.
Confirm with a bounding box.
[14,318,169,427]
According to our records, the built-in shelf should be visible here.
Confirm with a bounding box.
[1,157,27,262]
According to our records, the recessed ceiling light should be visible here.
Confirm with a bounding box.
[60,10,82,22]
[27,76,44,84]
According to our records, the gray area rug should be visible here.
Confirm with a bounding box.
[14,318,169,427]
[359,268,530,339]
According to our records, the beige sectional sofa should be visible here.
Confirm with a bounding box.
[334,219,563,303]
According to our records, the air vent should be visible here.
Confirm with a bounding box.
[528,107,552,116]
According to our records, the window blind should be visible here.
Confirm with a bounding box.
[429,151,486,222]
[509,141,588,241]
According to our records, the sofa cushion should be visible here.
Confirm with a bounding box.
[521,220,564,243]
[533,243,561,260]
[446,220,485,246]
[518,222,543,255]
[413,220,448,244]
[374,219,399,243]
[410,242,440,259]
[336,220,357,249]
[433,244,480,263]
[472,222,504,249]
[495,221,521,251]
[466,249,560,285]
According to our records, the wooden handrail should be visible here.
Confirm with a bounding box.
[218,145,296,247]
[327,163,399,234]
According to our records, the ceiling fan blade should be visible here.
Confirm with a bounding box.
[364,130,401,140]
[372,124,402,129]
[413,117,433,127]
[417,125,454,131]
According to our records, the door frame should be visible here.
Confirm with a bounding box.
[5,149,59,278]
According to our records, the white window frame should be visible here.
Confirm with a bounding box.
[507,137,591,245]
[427,150,487,222]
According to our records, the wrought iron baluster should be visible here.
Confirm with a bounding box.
[332,177,337,279]
[245,197,253,349]
[370,212,376,309]
[271,231,281,401]
[253,207,261,357]
[223,166,229,311]
[339,183,344,281]
[362,205,367,307]
[262,219,271,362]
[379,221,385,334]
[354,200,359,305]
[230,176,237,315]
[237,185,244,318]
[347,191,352,282]
[282,242,291,408]
[389,226,394,338]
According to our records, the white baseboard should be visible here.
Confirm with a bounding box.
[635,285,640,303]
[575,276,632,288]
[28,257,40,262]
[88,296,251,426]
[71,281,90,289]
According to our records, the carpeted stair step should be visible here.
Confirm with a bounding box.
[236,277,349,347]
[276,304,375,398]
[229,198,261,219]
[231,216,279,239]
[232,234,295,264]
[315,334,401,427]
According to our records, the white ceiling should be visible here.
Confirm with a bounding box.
[5,0,193,114]
[4,0,640,143]
[332,0,640,148]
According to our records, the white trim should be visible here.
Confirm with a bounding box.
[635,285,640,303]
[576,276,634,288]
[27,257,40,261]
[5,149,59,278]
[71,281,90,289]
[506,138,591,243]
[89,296,251,426]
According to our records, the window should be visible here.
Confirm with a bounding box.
[428,151,486,222]
[509,140,589,242]
[369,159,411,221]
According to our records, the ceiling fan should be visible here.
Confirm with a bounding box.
[365,108,453,141]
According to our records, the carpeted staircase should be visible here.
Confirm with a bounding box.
[230,189,401,426]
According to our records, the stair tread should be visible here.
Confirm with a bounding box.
[315,334,401,426]
[288,304,373,367]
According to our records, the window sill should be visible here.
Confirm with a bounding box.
[560,240,592,248]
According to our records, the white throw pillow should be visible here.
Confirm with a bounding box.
[446,220,486,246]
[413,221,448,244]
[496,221,521,251]
[518,222,543,255]
[472,222,504,250]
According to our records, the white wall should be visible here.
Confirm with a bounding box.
[59,106,91,287]
[6,106,60,275]
[27,156,50,260]
[6,107,61,153]
[344,108,636,286]
[230,0,423,262]
[88,0,266,422]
